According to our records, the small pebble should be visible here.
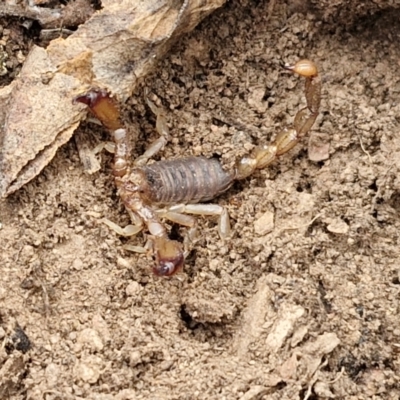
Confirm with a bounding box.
[254,211,274,236]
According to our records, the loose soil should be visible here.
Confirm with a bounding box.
[1,1,400,399]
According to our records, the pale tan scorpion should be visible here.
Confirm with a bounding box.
[74,59,321,277]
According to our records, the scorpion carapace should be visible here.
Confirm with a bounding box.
[74,59,321,277]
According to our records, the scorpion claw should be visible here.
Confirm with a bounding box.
[153,237,184,277]
[73,89,121,131]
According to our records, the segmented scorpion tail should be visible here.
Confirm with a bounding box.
[235,59,321,180]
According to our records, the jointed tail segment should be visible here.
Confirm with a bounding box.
[234,60,321,179]
[74,59,321,277]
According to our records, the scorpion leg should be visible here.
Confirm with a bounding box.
[91,141,116,155]
[158,203,231,241]
[101,210,144,238]
[101,218,143,237]
[133,98,171,167]
[235,59,321,180]
[157,204,230,259]
[178,204,230,240]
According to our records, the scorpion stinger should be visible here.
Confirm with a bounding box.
[74,59,321,277]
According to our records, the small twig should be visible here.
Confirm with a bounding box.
[303,359,329,400]
[326,366,345,384]
[358,133,373,165]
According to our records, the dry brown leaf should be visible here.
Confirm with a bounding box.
[0,0,225,197]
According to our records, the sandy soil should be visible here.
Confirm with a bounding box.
[1,1,400,399]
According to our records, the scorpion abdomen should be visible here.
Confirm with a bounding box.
[138,156,234,205]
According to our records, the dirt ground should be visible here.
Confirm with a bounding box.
[1,1,400,399]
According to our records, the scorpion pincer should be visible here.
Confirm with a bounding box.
[73,59,321,277]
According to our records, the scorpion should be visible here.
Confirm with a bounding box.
[74,59,321,277]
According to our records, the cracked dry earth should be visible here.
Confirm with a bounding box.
[1,1,400,399]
